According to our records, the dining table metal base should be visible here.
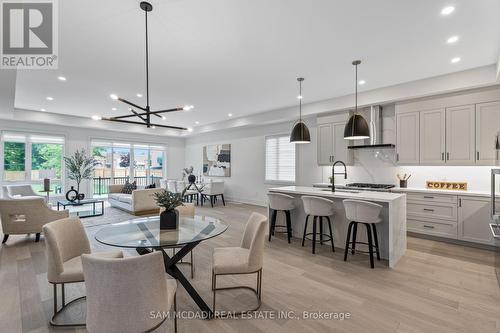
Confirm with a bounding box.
[136,241,213,319]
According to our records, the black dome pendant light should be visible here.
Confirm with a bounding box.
[344,60,370,140]
[290,77,311,144]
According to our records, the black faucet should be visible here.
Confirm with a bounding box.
[331,160,347,192]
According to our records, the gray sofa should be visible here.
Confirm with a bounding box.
[108,184,163,215]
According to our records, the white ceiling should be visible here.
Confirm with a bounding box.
[14,0,500,133]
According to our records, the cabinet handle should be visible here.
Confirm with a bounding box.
[423,208,435,212]
[423,225,435,229]
[459,198,462,207]
[477,151,479,160]
[441,152,444,161]
[446,152,449,161]
[423,196,434,199]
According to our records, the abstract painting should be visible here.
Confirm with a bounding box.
[203,144,231,177]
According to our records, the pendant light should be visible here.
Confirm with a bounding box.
[290,77,311,144]
[344,60,370,140]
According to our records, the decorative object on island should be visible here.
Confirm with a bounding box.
[397,174,411,188]
[101,1,193,130]
[344,60,370,140]
[153,188,186,230]
[290,77,311,144]
[64,149,98,201]
[426,181,467,191]
[203,144,231,177]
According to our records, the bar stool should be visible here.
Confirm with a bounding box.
[267,193,295,243]
[301,196,335,254]
[342,199,382,269]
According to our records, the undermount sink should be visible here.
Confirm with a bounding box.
[321,189,360,194]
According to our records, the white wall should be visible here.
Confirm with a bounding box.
[185,118,323,206]
[0,119,186,197]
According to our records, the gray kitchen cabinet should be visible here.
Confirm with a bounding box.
[446,104,475,165]
[419,108,446,165]
[475,101,500,165]
[317,121,351,166]
[458,196,497,245]
[396,111,419,164]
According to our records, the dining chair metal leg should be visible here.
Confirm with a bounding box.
[61,283,65,306]
[212,269,262,315]
[221,194,226,206]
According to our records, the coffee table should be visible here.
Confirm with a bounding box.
[57,199,104,218]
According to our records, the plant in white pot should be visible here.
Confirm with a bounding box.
[153,188,186,230]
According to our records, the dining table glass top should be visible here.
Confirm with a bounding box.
[95,215,228,249]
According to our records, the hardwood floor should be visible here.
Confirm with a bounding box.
[1,202,499,333]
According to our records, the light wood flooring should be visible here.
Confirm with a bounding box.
[1,202,499,333]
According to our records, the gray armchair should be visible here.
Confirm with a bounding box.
[0,197,68,243]
[2,184,42,199]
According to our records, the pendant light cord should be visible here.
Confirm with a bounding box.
[354,62,358,113]
[145,9,150,108]
[299,79,302,122]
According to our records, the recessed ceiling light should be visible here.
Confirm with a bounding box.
[110,94,118,100]
[182,105,194,111]
[441,6,455,16]
[136,93,143,98]
[111,107,117,111]
[40,108,46,112]
[228,113,233,117]
[91,115,102,120]
[161,116,166,120]
[195,121,199,125]
[46,96,54,101]
[451,57,461,63]
[358,80,366,85]
[151,125,156,129]
[297,95,303,100]
[57,76,66,81]
[447,35,459,44]
[187,128,193,132]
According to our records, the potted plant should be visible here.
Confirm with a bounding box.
[153,189,186,230]
[63,149,98,201]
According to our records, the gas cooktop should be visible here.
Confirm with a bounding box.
[345,183,396,190]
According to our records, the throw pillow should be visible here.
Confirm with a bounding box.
[121,181,137,194]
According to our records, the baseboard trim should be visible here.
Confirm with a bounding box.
[224,196,267,207]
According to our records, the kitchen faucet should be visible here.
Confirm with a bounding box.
[331,160,347,192]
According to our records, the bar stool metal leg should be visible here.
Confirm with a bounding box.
[285,210,292,243]
[351,222,358,254]
[302,215,309,246]
[312,216,317,254]
[319,217,324,245]
[268,209,277,241]
[364,223,375,268]
[326,216,335,252]
[371,224,381,261]
[344,221,354,261]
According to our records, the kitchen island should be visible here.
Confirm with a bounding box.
[268,186,407,268]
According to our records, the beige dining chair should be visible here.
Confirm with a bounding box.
[43,217,123,326]
[0,197,68,244]
[82,251,177,333]
[212,212,267,314]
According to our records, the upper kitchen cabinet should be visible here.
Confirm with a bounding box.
[476,101,500,165]
[396,111,419,164]
[419,108,446,165]
[317,121,351,166]
[446,104,475,165]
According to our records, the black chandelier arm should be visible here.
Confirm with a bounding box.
[117,97,147,111]
[130,109,147,123]
[102,117,187,130]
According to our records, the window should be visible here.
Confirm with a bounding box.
[91,140,166,195]
[1,132,64,192]
[265,135,296,183]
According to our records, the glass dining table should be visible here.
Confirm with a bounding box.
[95,215,228,318]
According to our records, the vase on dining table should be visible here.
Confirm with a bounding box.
[160,209,179,230]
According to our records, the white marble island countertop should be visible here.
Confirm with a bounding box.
[269,186,406,203]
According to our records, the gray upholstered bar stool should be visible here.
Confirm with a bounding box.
[301,196,335,254]
[267,193,295,243]
[343,199,382,269]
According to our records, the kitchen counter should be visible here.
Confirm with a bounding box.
[268,186,407,268]
[392,187,490,197]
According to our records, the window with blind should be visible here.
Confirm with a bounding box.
[265,135,296,183]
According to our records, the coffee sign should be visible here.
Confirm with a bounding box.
[426,181,467,191]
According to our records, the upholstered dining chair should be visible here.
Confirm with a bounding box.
[0,197,68,244]
[212,212,267,314]
[82,251,177,333]
[160,203,196,278]
[43,217,123,326]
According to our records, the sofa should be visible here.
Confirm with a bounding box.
[108,184,163,215]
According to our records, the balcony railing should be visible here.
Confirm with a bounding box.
[92,176,162,195]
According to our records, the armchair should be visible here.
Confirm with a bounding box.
[2,184,42,199]
[0,197,69,243]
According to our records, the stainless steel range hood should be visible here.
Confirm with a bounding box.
[347,105,395,149]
